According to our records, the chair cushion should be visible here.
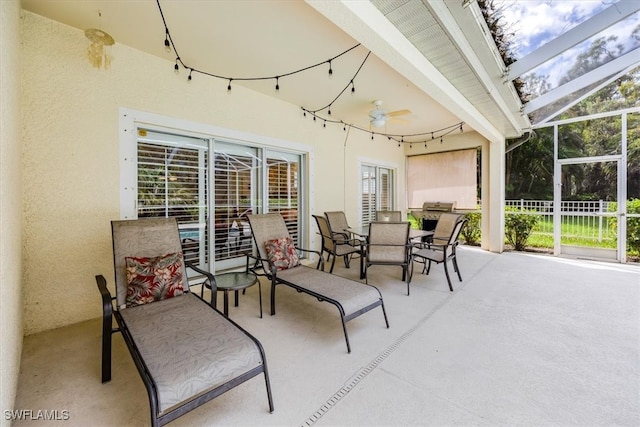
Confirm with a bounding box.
[125,252,185,307]
[276,265,382,317]
[264,237,300,270]
[120,294,263,414]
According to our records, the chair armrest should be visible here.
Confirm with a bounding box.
[295,246,325,270]
[185,260,217,308]
[95,274,114,317]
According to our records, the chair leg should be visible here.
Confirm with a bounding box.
[340,315,351,353]
[270,280,277,315]
[453,256,463,282]
[442,260,454,292]
[101,314,112,383]
[343,254,351,268]
[329,254,337,273]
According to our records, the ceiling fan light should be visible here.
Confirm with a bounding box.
[370,118,386,128]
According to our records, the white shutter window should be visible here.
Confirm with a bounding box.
[136,129,209,269]
[267,151,300,245]
[361,165,395,225]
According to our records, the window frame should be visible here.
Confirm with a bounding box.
[119,108,313,272]
[358,158,398,225]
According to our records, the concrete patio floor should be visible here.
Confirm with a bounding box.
[13,247,640,426]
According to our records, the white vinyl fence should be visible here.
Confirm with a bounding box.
[505,199,616,242]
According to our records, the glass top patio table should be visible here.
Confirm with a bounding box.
[346,226,434,241]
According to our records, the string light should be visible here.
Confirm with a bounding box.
[156,0,465,148]
[164,30,171,53]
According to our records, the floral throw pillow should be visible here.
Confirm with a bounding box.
[125,252,185,307]
[264,237,300,271]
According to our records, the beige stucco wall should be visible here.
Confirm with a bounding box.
[0,0,23,421]
[20,11,407,335]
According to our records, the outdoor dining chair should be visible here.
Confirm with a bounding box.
[313,214,363,273]
[412,215,468,291]
[364,221,413,295]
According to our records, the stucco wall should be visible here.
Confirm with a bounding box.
[21,11,406,335]
[0,0,23,421]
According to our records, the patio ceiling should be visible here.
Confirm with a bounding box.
[20,0,531,144]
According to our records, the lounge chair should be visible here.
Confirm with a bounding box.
[246,213,389,353]
[96,217,274,426]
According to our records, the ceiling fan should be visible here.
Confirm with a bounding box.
[368,100,411,128]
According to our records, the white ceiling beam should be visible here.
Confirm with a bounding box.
[532,66,636,127]
[524,49,640,114]
[427,1,525,135]
[507,0,640,80]
[305,0,505,143]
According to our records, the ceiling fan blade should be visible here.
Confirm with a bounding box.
[388,117,410,125]
[387,109,411,117]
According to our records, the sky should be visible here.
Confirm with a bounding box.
[497,0,640,90]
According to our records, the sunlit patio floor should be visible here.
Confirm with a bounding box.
[14,247,640,426]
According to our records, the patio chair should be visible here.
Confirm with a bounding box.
[412,215,468,291]
[246,213,389,353]
[325,211,365,245]
[376,210,403,222]
[430,212,463,245]
[312,214,363,273]
[95,217,273,426]
[364,221,413,295]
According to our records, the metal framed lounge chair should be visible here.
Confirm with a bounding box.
[412,215,468,291]
[246,213,389,353]
[95,217,273,426]
[312,214,363,273]
[364,221,413,295]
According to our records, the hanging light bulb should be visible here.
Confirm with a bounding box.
[460,123,464,132]
[187,69,192,82]
[328,60,333,79]
[275,76,280,93]
[350,81,355,95]
[371,133,374,140]
[174,58,179,74]
[227,79,232,93]
[323,121,326,128]
[328,105,332,116]
[440,136,443,144]
[164,30,171,53]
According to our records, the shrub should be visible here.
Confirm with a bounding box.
[608,199,640,254]
[505,208,541,251]
[461,212,481,245]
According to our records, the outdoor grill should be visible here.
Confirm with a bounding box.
[411,201,457,232]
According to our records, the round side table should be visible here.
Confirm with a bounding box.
[214,271,262,318]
